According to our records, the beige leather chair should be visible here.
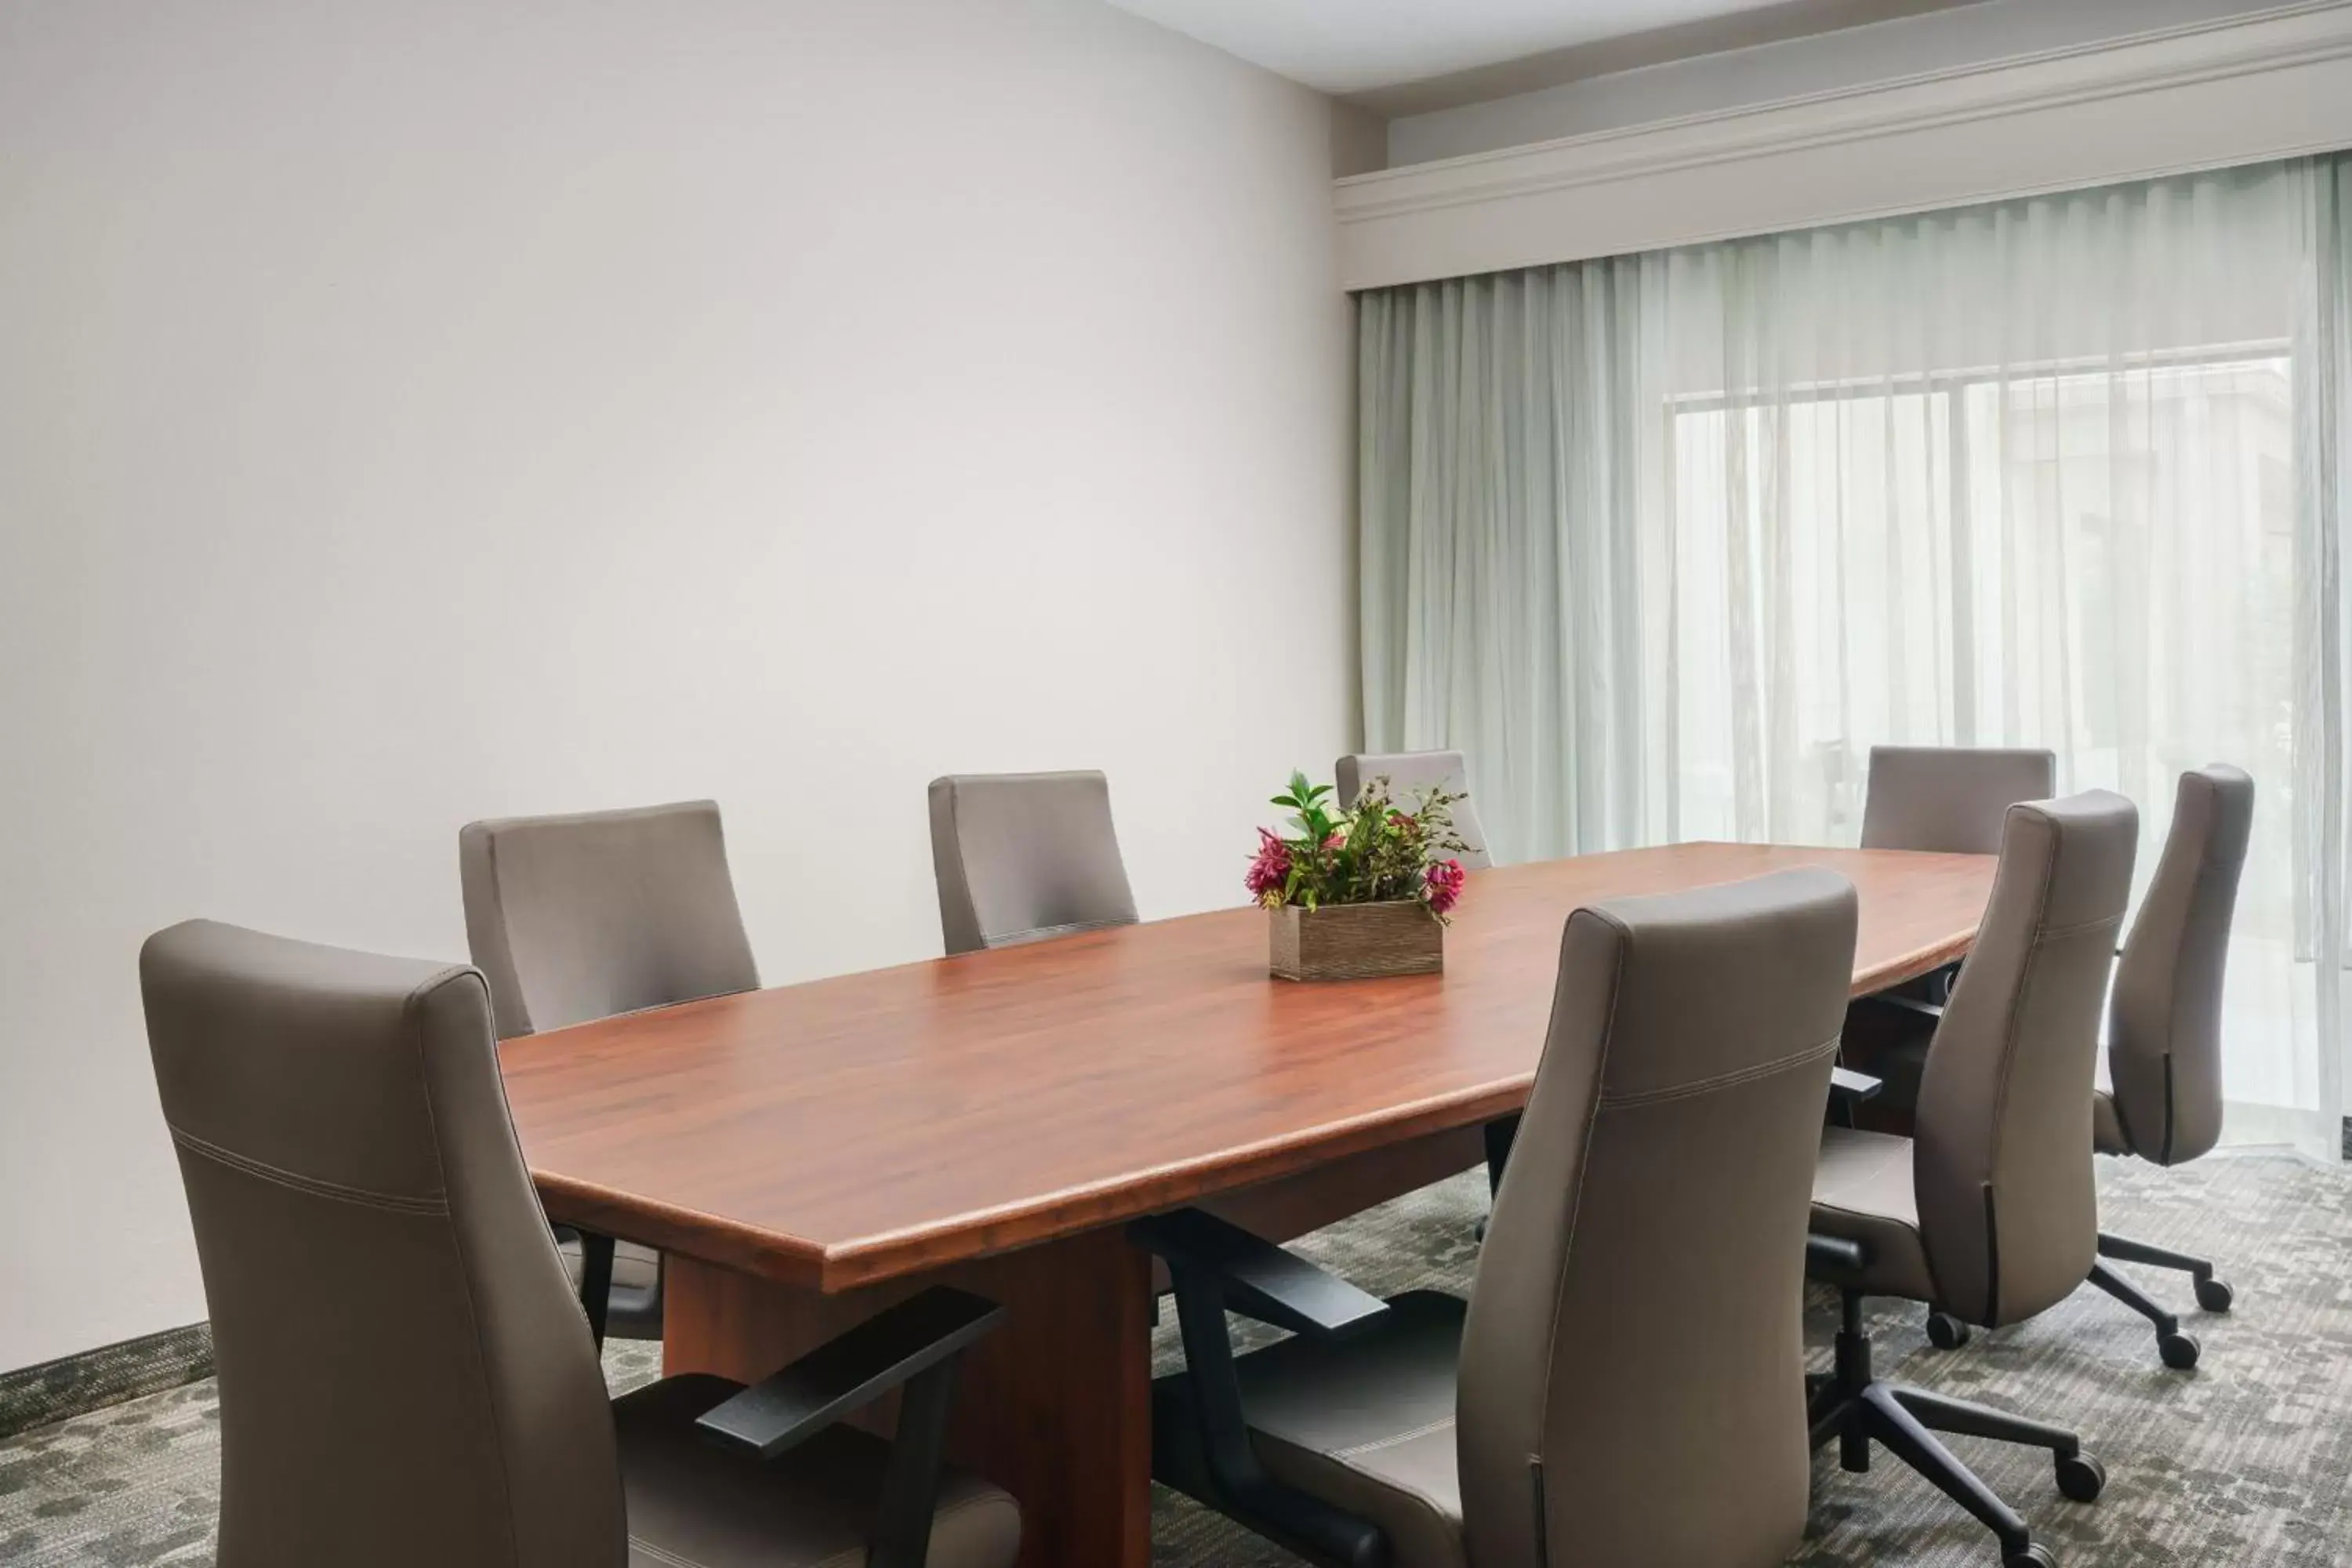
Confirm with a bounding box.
[927,771,1138,956]
[1334,750,1492,869]
[1843,746,2060,1111]
[2079,764,2256,1367]
[139,920,1018,1568]
[459,799,760,1340]
[1860,745,2059,854]
[1808,791,2136,1568]
[1138,867,1860,1568]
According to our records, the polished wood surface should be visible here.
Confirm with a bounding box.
[503,843,1994,1292]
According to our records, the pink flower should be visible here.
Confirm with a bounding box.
[1246,829,1292,906]
[1424,858,1467,916]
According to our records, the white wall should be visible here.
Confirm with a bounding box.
[1388,0,2292,166]
[0,0,1354,1372]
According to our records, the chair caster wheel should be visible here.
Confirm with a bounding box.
[2158,1330,2201,1370]
[2004,1544,2059,1568]
[1926,1311,1973,1350]
[2195,1277,2234,1313]
[2055,1451,2106,1503]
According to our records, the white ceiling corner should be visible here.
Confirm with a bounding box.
[1102,0,1812,95]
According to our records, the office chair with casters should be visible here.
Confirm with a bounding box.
[1809,790,2137,1568]
[139,920,1019,1568]
[1842,745,2059,1118]
[460,799,761,1342]
[927,770,1138,954]
[2080,764,2255,1367]
[1139,867,1861,1568]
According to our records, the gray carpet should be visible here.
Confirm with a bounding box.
[3,1154,2347,1566]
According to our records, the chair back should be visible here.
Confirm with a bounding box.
[1458,869,1857,1568]
[1915,791,2137,1325]
[1860,746,2056,854]
[459,800,758,1038]
[2109,765,2255,1166]
[140,921,622,1568]
[927,771,1138,955]
[1334,750,1492,869]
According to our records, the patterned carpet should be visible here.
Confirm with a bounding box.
[2,1153,2347,1566]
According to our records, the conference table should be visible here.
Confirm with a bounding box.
[500,840,1996,1568]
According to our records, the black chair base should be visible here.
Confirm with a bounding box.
[2101,1229,2234,1311]
[1922,1232,2230,1370]
[2091,1230,2229,1368]
[2088,1262,2201,1369]
[1812,1292,2099,1568]
[1924,1308,1973,1350]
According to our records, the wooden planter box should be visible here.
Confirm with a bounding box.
[1269,900,1443,981]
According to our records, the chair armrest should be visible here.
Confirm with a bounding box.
[695,1287,1003,1461]
[1806,1233,1868,1279]
[1829,1066,1882,1103]
[1129,1208,1388,1340]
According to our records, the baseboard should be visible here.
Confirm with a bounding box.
[0,1323,213,1440]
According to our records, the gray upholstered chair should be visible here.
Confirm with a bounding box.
[139,920,1018,1568]
[1842,745,2060,1112]
[459,799,760,1340]
[2079,764,2256,1367]
[1808,791,2136,1568]
[1137,867,1860,1568]
[1860,745,2059,855]
[927,771,1138,956]
[1334,750,1492,870]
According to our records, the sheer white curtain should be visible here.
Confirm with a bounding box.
[1359,158,2352,1156]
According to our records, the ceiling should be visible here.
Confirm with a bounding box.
[1104,0,1806,94]
[1105,0,1989,110]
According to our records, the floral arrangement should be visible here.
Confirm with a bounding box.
[1247,770,1472,921]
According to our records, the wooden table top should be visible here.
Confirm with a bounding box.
[501,841,1994,1291]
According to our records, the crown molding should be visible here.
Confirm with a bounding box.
[1345,0,1983,122]
[1337,0,2352,289]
